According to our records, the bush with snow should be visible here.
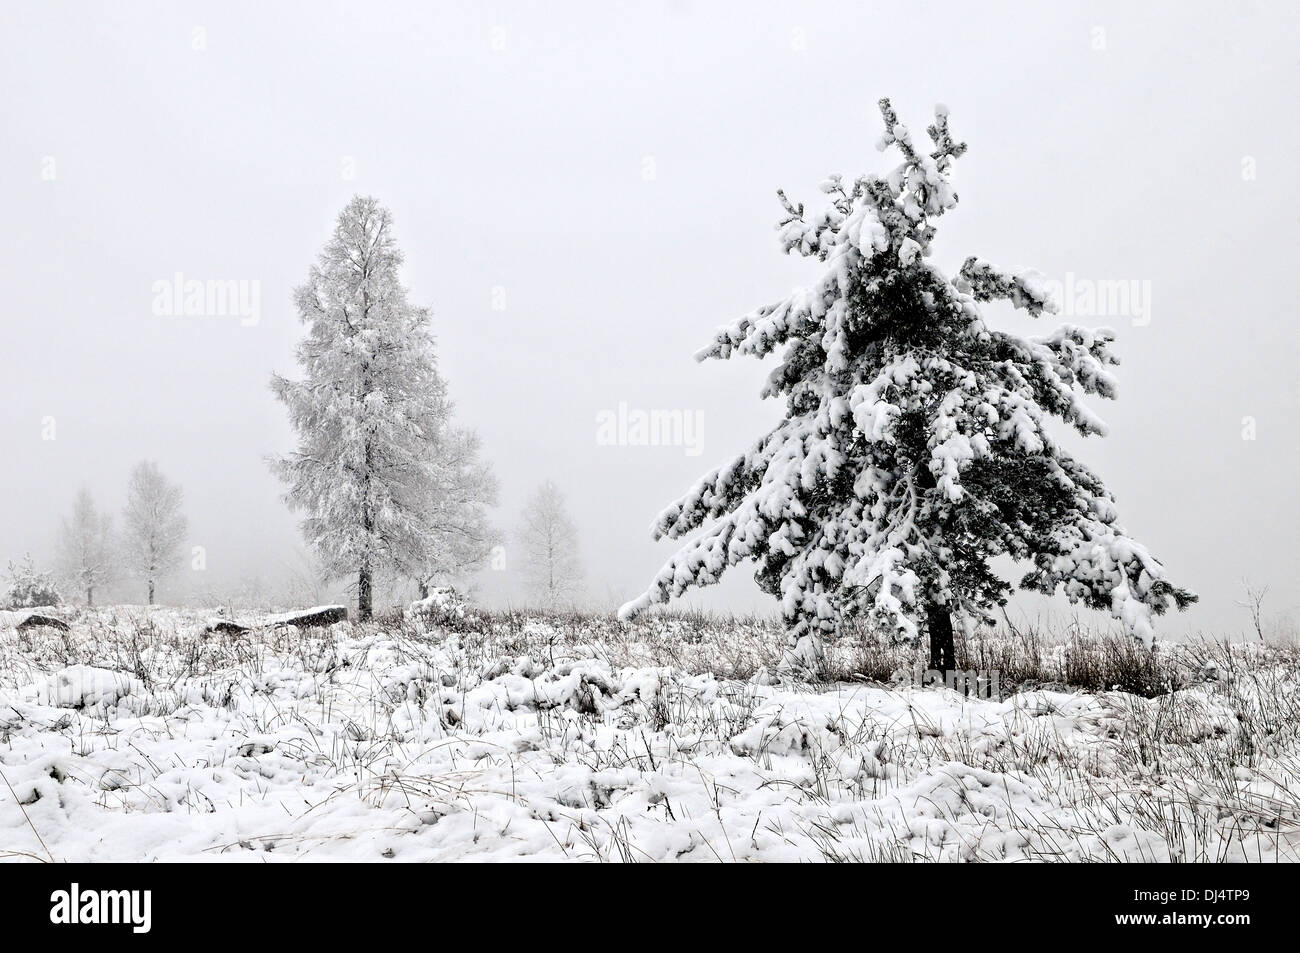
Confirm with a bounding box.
[405,586,469,628]
[4,554,62,609]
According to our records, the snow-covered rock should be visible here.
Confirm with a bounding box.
[0,608,70,631]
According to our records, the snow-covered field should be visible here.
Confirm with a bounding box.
[1,606,1297,862]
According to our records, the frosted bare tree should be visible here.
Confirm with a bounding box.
[56,487,116,606]
[122,460,188,604]
[272,196,496,620]
[519,480,583,608]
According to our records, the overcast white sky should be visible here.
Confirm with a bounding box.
[2,0,1296,635]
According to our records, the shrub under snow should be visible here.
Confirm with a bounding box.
[4,554,62,610]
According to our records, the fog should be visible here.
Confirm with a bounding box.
[2,0,1296,635]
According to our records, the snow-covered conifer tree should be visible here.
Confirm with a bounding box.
[56,488,116,606]
[122,460,188,604]
[519,480,584,608]
[271,196,496,620]
[620,99,1195,676]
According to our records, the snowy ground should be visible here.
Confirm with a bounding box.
[1,606,1297,862]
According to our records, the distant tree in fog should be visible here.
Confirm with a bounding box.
[56,488,116,606]
[122,460,188,604]
[519,480,583,608]
[413,427,499,598]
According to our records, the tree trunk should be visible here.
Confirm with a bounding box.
[148,578,155,605]
[357,282,375,625]
[927,601,955,674]
[417,580,429,600]
[358,566,373,621]
[86,585,94,607]
[913,462,956,675]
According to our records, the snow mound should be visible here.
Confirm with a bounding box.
[37,666,145,714]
